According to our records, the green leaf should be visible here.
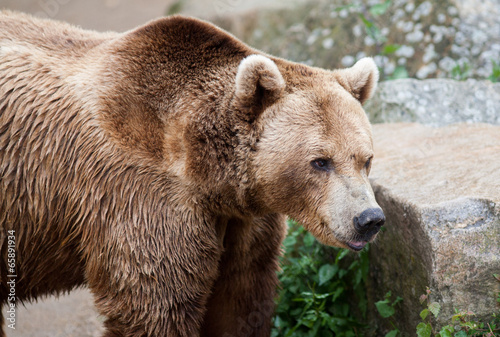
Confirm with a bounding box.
[451,62,471,81]
[358,13,373,28]
[303,232,316,247]
[288,283,299,294]
[454,331,467,337]
[420,309,430,320]
[428,302,441,318]
[314,292,333,299]
[438,325,454,337]
[451,312,463,322]
[375,300,395,318]
[385,329,399,337]
[416,322,432,337]
[389,66,409,80]
[382,44,401,55]
[309,319,321,336]
[274,315,283,328]
[335,249,349,263]
[354,267,363,286]
[283,235,297,248]
[166,0,184,15]
[319,264,338,285]
[369,0,391,16]
[331,287,344,301]
[334,4,358,12]
[358,13,386,42]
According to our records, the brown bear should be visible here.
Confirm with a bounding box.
[0,10,384,337]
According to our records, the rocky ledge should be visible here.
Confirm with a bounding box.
[365,78,500,126]
[367,121,499,334]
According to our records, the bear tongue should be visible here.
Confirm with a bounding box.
[347,241,367,251]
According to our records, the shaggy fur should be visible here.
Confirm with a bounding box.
[0,11,382,337]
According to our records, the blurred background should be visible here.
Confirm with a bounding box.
[1,0,499,81]
[0,0,302,31]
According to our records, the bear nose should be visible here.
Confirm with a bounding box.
[353,208,385,234]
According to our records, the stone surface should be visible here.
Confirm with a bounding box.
[367,123,500,335]
[213,0,500,81]
[365,78,500,126]
[3,0,499,79]
[5,288,103,337]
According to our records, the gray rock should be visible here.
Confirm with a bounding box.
[213,0,500,81]
[365,78,500,126]
[368,122,500,335]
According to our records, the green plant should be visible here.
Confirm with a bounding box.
[356,0,391,47]
[355,1,409,80]
[488,61,500,83]
[375,291,403,336]
[417,287,500,337]
[386,66,409,80]
[271,219,370,337]
[451,61,471,81]
[417,287,441,337]
[272,221,499,337]
[165,0,184,15]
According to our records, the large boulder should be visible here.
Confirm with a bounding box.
[367,122,500,334]
[365,78,500,126]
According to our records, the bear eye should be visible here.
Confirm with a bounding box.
[311,158,333,172]
[364,157,372,170]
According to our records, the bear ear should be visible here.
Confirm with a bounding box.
[235,55,286,116]
[335,57,379,105]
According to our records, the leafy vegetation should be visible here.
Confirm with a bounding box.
[272,222,500,336]
[271,220,370,337]
[417,287,500,337]
[375,291,403,336]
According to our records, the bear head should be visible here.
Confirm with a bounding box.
[233,55,384,251]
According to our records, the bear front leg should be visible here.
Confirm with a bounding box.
[85,209,223,337]
[201,214,287,337]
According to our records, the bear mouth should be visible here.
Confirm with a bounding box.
[344,226,381,251]
[346,240,368,251]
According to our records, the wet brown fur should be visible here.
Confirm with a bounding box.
[0,11,380,337]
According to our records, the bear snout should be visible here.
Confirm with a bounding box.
[353,207,385,237]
